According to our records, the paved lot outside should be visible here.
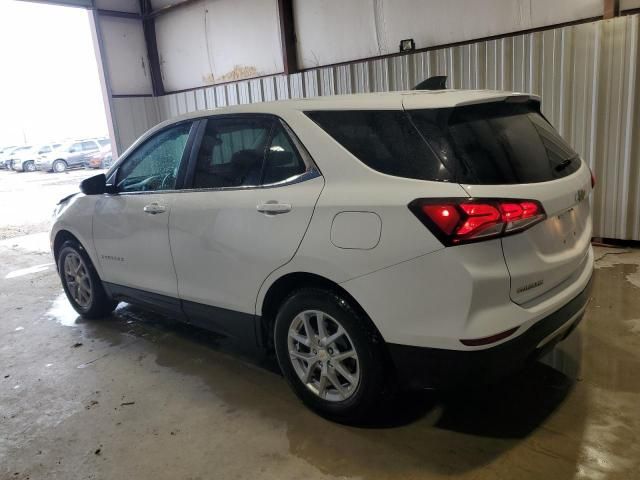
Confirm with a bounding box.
[0,169,101,240]
[1,169,640,480]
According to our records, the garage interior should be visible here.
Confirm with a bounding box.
[2,0,640,479]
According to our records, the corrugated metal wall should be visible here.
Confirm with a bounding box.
[114,14,640,240]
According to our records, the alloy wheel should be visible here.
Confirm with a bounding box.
[287,310,360,402]
[63,252,93,309]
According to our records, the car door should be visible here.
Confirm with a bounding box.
[81,141,99,167]
[168,116,324,339]
[93,121,195,304]
[66,142,86,167]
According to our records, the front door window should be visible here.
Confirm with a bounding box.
[116,123,192,193]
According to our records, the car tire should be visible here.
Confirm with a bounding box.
[57,240,118,319]
[274,288,395,424]
[53,160,67,173]
[24,161,36,172]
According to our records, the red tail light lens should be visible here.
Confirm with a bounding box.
[421,204,461,235]
[590,167,596,189]
[409,198,546,246]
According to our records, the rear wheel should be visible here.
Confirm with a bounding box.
[57,240,117,318]
[53,159,67,173]
[24,161,36,172]
[274,288,394,423]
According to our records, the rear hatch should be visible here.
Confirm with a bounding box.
[405,96,593,304]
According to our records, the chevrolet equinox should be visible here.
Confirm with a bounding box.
[51,90,594,422]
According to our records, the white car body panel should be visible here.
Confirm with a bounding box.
[341,239,593,350]
[92,193,180,297]
[169,176,325,314]
[50,195,101,273]
[461,161,593,304]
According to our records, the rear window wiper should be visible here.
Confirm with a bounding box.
[555,157,574,172]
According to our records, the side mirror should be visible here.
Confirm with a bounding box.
[80,173,108,195]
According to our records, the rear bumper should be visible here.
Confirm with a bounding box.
[388,274,592,390]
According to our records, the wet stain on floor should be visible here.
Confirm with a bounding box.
[4,246,640,479]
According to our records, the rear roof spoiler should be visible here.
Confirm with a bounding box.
[414,76,447,90]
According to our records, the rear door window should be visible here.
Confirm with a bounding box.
[306,110,449,182]
[193,117,273,189]
[263,124,307,184]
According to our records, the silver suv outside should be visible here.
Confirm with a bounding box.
[12,143,62,172]
[37,139,108,172]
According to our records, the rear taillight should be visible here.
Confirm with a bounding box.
[590,167,596,189]
[409,198,546,246]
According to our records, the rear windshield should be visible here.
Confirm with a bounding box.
[306,101,580,184]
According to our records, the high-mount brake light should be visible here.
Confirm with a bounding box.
[409,198,546,246]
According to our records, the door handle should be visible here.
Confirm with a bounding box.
[257,201,291,215]
[143,203,167,215]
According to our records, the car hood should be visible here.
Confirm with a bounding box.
[13,151,36,160]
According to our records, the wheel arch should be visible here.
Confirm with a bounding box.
[52,229,100,277]
[53,230,82,264]
[258,271,385,352]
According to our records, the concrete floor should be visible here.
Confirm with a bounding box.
[1,170,640,480]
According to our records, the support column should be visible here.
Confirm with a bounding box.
[604,0,620,19]
[140,0,165,96]
[277,0,298,75]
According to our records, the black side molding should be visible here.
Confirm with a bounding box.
[103,282,261,349]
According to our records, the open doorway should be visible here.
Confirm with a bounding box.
[0,0,109,148]
[0,0,111,240]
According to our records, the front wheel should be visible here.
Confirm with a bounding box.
[274,288,394,423]
[57,240,117,319]
[53,160,67,173]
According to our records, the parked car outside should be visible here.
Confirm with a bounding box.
[3,145,31,170]
[86,143,113,169]
[37,139,104,173]
[12,143,62,172]
[51,90,594,422]
[0,146,18,169]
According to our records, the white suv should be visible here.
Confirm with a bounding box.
[51,90,594,422]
